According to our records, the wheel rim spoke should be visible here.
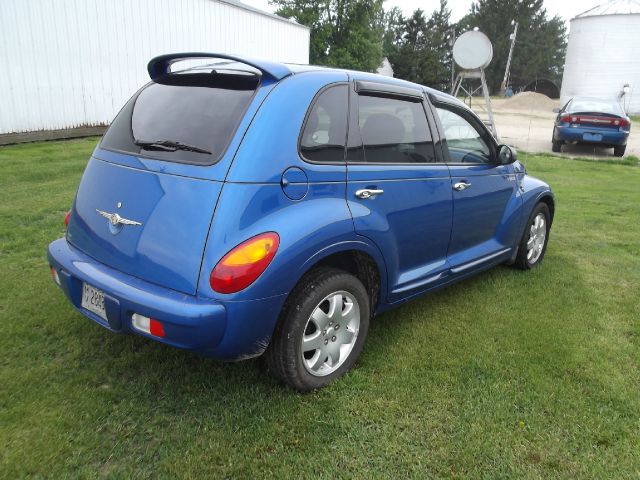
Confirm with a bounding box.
[306,350,325,371]
[327,346,340,367]
[311,308,330,330]
[326,294,341,320]
[302,331,324,352]
[342,299,354,319]
[338,327,355,345]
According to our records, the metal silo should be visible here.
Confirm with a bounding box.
[560,0,640,114]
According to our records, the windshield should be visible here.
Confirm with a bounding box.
[100,72,259,165]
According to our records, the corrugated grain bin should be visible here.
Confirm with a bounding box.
[560,0,640,114]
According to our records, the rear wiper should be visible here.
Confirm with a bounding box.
[134,139,211,154]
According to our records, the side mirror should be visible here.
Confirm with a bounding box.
[552,107,560,114]
[498,145,518,165]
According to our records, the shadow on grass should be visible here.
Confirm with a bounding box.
[55,248,596,429]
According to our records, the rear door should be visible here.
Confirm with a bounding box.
[346,82,453,301]
[67,69,262,295]
[431,101,522,273]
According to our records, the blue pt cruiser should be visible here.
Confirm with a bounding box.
[48,53,554,391]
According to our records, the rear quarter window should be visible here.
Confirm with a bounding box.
[299,85,348,164]
[100,72,258,165]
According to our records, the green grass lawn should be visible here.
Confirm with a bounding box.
[1,139,639,478]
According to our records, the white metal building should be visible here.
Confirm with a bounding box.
[0,0,310,135]
[560,0,640,114]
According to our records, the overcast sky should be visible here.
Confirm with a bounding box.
[242,0,603,25]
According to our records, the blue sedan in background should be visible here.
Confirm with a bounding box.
[552,97,631,157]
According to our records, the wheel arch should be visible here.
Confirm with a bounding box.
[536,193,555,225]
[294,241,388,316]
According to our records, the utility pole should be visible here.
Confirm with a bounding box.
[449,26,456,91]
[500,21,518,95]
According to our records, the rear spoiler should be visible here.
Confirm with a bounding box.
[147,52,293,83]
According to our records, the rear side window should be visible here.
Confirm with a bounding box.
[300,85,348,163]
[101,73,258,165]
[357,95,435,164]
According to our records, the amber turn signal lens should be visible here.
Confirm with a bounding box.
[210,232,280,294]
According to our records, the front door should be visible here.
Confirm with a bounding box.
[431,102,522,273]
[346,82,453,301]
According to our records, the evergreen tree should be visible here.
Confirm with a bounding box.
[425,0,453,91]
[271,0,385,72]
[382,6,405,61]
[385,1,453,90]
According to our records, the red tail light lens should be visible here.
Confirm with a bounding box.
[149,319,165,338]
[210,232,280,294]
[560,115,574,124]
[64,210,71,227]
[615,118,631,129]
[131,313,165,338]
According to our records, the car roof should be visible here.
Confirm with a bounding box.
[286,62,465,108]
[162,53,466,110]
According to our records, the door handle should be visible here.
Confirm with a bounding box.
[453,181,471,191]
[355,188,384,199]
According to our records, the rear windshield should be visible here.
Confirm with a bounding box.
[569,99,624,116]
[100,72,259,165]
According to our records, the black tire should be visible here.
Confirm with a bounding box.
[265,267,370,392]
[551,140,562,153]
[614,145,626,157]
[513,203,551,270]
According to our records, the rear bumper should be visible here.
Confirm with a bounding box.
[554,125,628,146]
[47,238,286,360]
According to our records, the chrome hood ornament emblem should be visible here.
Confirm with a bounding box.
[96,209,142,229]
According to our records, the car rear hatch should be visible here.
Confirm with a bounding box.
[66,62,270,295]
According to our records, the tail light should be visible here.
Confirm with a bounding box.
[614,118,631,129]
[64,210,71,227]
[210,232,280,294]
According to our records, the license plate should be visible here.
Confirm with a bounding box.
[81,283,107,321]
[583,133,602,142]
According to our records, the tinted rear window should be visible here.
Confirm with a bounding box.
[569,99,624,116]
[101,72,258,165]
[300,85,348,163]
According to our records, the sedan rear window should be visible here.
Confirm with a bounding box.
[569,99,625,116]
[101,72,258,165]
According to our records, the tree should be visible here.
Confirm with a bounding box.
[384,1,453,90]
[387,10,428,84]
[457,0,566,92]
[270,0,385,72]
[382,6,404,60]
[424,0,453,91]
